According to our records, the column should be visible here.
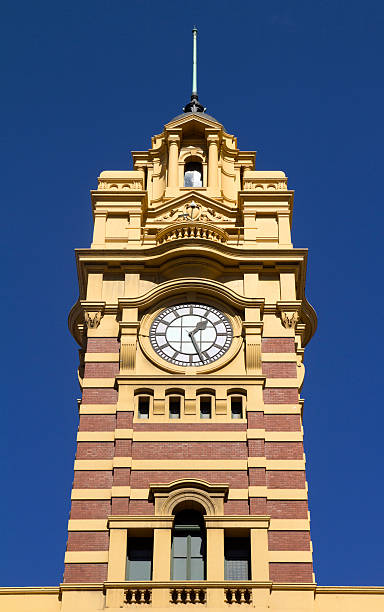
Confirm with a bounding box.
[92,210,107,247]
[207,134,219,189]
[250,528,269,581]
[277,212,292,246]
[206,527,224,607]
[106,528,127,607]
[152,528,172,607]
[167,134,180,191]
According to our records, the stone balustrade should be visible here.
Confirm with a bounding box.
[156,222,228,245]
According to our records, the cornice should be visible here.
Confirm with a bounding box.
[118,278,265,311]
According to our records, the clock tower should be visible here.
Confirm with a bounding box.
[65,80,318,607]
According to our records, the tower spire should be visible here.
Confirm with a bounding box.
[183,26,206,114]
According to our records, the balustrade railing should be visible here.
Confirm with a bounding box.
[170,587,206,604]
[156,222,228,245]
[125,588,152,604]
[225,587,252,604]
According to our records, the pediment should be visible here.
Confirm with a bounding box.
[147,191,238,224]
[165,112,223,131]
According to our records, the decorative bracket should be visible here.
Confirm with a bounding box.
[277,301,301,330]
[119,321,140,373]
[80,301,105,330]
[243,321,263,374]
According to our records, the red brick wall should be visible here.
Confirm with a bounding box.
[262,362,297,378]
[248,468,266,485]
[84,362,119,378]
[128,500,155,515]
[262,338,295,353]
[248,439,265,456]
[79,415,116,431]
[115,439,132,457]
[67,531,109,551]
[82,388,118,404]
[267,500,308,519]
[269,562,313,583]
[247,412,264,428]
[117,412,133,428]
[70,500,111,519]
[264,414,301,431]
[263,388,299,404]
[131,442,248,459]
[63,563,108,583]
[87,338,120,353]
[112,497,130,514]
[76,442,114,460]
[268,531,311,551]
[266,470,306,489]
[73,471,113,489]
[265,442,303,460]
[224,500,249,515]
[249,497,267,514]
[130,470,249,488]
[113,467,131,485]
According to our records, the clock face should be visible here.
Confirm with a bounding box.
[149,304,233,367]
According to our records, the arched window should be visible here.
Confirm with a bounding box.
[171,510,206,580]
[184,162,203,187]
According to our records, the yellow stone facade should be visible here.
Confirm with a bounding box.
[2,109,383,611]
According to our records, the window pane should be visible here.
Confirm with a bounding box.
[190,557,205,580]
[126,538,153,580]
[190,534,203,557]
[173,534,188,556]
[231,396,243,419]
[200,396,212,419]
[224,538,250,580]
[184,162,203,187]
[169,396,181,419]
[138,396,150,419]
[172,557,187,580]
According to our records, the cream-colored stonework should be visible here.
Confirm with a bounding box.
[2,101,381,610]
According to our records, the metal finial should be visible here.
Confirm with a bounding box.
[183,26,206,114]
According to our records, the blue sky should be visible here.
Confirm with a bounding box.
[1,0,384,587]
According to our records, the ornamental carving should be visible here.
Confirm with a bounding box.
[84,311,102,329]
[243,180,287,191]
[98,179,143,191]
[160,201,229,223]
[280,311,300,329]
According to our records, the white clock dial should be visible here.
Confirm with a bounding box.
[150,304,233,367]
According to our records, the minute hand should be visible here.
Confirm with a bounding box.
[188,330,205,361]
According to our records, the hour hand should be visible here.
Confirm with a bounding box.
[188,330,204,361]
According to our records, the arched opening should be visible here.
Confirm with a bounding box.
[171,509,206,580]
[184,161,203,187]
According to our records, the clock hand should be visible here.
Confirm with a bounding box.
[188,330,205,361]
[190,320,208,335]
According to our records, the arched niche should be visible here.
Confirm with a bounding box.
[149,478,229,517]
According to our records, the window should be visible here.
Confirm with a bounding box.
[169,396,181,419]
[171,510,206,580]
[184,162,203,187]
[231,396,243,419]
[126,537,153,580]
[200,396,212,419]
[138,396,150,419]
[224,537,251,580]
